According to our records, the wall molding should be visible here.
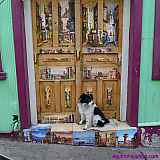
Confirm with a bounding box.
[120,0,130,121]
[23,0,37,124]
[12,0,31,129]
[126,0,142,127]
[152,0,160,80]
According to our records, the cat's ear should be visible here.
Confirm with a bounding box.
[79,93,85,99]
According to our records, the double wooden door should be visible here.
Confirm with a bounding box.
[31,0,123,122]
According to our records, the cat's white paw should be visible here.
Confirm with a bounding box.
[79,120,83,125]
[84,125,89,130]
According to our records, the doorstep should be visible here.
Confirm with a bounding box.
[50,119,137,132]
[23,119,140,147]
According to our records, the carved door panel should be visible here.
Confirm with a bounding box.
[40,82,60,114]
[34,0,53,47]
[102,81,117,111]
[58,0,75,48]
[60,81,76,112]
[102,80,119,119]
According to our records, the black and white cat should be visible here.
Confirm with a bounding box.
[77,93,110,129]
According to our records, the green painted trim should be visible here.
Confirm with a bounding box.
[138,122,160,127]
[138,0,160,125]
[0,0,20,132]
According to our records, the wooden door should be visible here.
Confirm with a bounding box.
[31,0,123,122]
[80,0,122,120]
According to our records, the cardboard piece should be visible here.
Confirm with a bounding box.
[23,128,31,142]
[51,123,73,145]
[116,129,138,148]
[23,124,52,144]
[72,131,96,146]
[51,131,73,145]
[96,131,116,147]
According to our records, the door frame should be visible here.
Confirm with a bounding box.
[12,0,31,129]
[11,0,142,128]
[126,0,142,127]
[120,0,130,121]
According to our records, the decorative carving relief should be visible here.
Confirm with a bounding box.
[82,1,98,46]
[106,87,113,105]
[58,0,75,47]
[103,0,120,47]
[64,88,71,108]
[36,1,53,45]
[45,86,52,106]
